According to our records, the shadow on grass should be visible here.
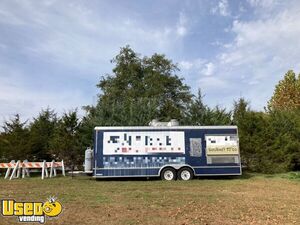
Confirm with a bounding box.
[238,172,254,179]
[194,172,252,180]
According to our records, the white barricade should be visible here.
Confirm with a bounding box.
[0,160,65,180]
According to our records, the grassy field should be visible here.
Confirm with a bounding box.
[0,174,299,225]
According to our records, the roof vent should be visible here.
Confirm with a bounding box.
[149,119,179,127]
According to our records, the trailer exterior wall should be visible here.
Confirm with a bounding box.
[93,126,241,178]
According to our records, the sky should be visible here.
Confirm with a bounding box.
[1,0,300,124]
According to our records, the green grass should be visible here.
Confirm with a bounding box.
[0,174,299,225]
[251,171,300,180]
[283,172,300,180]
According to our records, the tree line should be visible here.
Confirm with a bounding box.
[0,46,299,173]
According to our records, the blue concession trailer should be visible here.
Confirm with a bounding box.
[92,124,241,180]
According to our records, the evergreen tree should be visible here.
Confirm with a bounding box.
[233,97,300,173]
[0,131,5,161]
[50,110,83,170]
[28,108,57,161]
[185,89,207,125]
[232,98,249,125]
[0,115,30,160]
[186,89,231,125]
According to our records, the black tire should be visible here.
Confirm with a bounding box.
[177,167,194,181]
[160,168,176,181]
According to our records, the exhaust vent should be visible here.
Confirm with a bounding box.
[149,119,179,127]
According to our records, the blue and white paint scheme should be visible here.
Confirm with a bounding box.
[92,125,241,179]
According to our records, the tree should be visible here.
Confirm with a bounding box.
[0,132,5,161]
[80,46,193,148]
[232,97,300,173]
[232,99,268,171]
[268,70,300,111]
[185,89,207,125]
[207,106,232,125]
[0,114,30,160]
[50,110,83,171]
[232,98,249,125]
[185,89,231,125]
[90,46,192,124]
[28,108,57,161]
[267,109,300,171]
[80,97,160,148]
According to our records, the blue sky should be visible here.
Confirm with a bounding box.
[1,0,300,123]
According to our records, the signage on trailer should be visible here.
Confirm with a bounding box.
[90,124,242,180]
[103,131,185,155]
[205,135,239,155]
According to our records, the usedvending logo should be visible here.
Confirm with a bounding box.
[1,196,62,224]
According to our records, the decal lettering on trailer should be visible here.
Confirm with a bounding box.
[206,135,239,155]
[103,131,185,155]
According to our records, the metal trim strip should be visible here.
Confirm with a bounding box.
[94,126,237,130]
[94,165,241,169]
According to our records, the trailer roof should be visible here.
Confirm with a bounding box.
[94,125,237,130]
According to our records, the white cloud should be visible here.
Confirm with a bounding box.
[210,1,300,109]
[239,4,246,13]
[221,9,300,71]
[211,0,230,17]
[179,60,216,77]
[247,0,276,8]
[0,1,193,122]
[176,12,188,37]
[178,59,225,94]
[197,76,228,89]
[179,61,193,70]
[0,64,88,124]
[0,1,187,76]
[179,58,206,71]
[1,0,300,117]
[201,62,215,76]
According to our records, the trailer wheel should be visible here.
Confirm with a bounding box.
[178,167,193,181]
[161,168,176,181]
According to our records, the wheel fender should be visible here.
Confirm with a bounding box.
[178,166,195,176]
